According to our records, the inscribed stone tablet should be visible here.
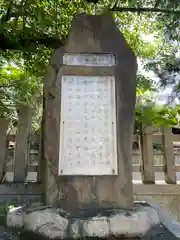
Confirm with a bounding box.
[63,53,115,66]
[58,76,117,175]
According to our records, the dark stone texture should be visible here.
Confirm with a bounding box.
[43,13,137,210]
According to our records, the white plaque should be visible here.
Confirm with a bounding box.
[63,53,115,66]
[59,76,117,175]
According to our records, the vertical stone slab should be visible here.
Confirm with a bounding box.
[140,124,155,183]
[14,105,32,182]
[163,127,176,184]
[43,13,137,210]
[0,118,9,181]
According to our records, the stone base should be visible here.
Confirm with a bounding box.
[6,201,180,239]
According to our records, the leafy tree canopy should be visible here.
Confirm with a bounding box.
[0,0,179,127]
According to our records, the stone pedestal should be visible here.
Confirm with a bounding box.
[43,13,137,211]
[7,201,180,239]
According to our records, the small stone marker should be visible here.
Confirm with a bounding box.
[43,13,137,210]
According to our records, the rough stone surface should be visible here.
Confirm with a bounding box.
[7,203,69,239]
[149,203,180,238]
[6,201,180,239]
[23,208,68,239]
[7,206,24,228]
[43,13,137,211]
[109,206,160,237]
[69,219,82,238]
[0,226,19,240]
[82,216,110,237]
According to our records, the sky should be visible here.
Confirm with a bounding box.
[138,31,180,108]
[139,63,180,107]
[140,31,180,104]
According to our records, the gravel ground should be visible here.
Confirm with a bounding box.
[0,226,19,240]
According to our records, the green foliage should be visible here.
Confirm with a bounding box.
[0,64,42,119]
[136,74,156,94]
[0,64,42,105]
[114,12,164,59]
[136,105,179,127]
[0,0,179,127]
[136,71,180,127]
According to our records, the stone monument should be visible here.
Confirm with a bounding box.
[43,12,137,211]
[6,13,180,240]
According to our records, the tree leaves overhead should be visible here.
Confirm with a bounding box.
[1,0,179,75]
[0,63,42,138]
[0,64,42,106]
[0,0,179,127]
[0,0,179,52]
[135,104,179,127]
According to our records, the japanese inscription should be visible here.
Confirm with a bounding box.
[63,53,115,67]
[58,54,117,175]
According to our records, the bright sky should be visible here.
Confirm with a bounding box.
[138,58,180,107]
[138,28,180,108]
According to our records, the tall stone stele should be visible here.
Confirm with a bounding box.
[43,13,137,211]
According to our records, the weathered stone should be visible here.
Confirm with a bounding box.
[149,203,180,238]
[43,13,137,211]
[82,216,110,237]
[0,118,9,181]
[23,208,68,239]
[109,207,159,237]
[6,206,24,228]
[69,219,82,238]
[0,226,19,240]
[6,202,180,239]
[6,204,69,239]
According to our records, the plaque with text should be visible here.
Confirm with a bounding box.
[63,53,115,67]
[58,75,117,175]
